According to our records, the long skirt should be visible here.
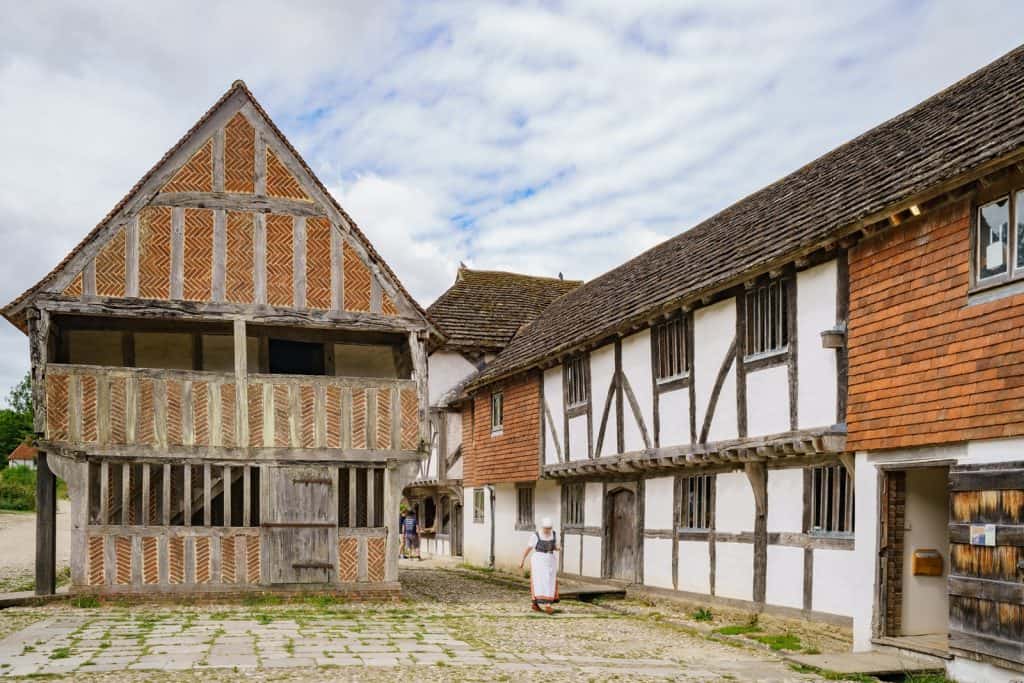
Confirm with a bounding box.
[530,550,559,604]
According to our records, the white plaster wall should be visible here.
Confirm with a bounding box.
[462,487,491,567]
[644,538,674,589]
[693,299,738,443]
[491,481,561,572]
[581,535,602,577]
[621,329,654,452]
[796,260,838,429]
[568,415,589,461]
[644,477,675,529]
[766,546,804,609]
[715,472,753,534]
[715,543,753,601]
[965,435,1024,463]
[767,468,803,533]
[447,457,463,479]
[659,388,690,447]
[543,367,564,465]
[563,533,581,575]
[812,548,857,617]
[678,540,711,593]
[427,351,477,406]
[746,365,790,436]
[584,483,603,527]
[590,345,617,457]
[446,412,462,458]
[901,467,949,635]
[948,657,1023,683]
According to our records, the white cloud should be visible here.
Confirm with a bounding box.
[0,0,1023,394]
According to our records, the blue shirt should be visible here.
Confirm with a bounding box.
[403,515,417,534]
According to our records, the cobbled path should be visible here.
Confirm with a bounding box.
[0,561,831,681]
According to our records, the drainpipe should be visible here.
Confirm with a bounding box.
[486,484,496,569]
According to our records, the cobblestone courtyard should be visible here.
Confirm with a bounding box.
[0,563,842,681]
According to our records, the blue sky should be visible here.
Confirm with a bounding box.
[1,1,1023,396]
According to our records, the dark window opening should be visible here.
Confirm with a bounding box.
[516,485,534,530]
[268,338,325,375]
[564,482,585,526]
[679,474,715,530]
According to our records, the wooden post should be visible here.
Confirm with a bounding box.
[233,319,249,447]
[745,461,768,605]
[35,451,57,595]
[409,331,429,451]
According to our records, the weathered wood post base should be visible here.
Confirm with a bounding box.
[35,451,57,596]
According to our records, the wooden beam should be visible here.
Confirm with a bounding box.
[34,452,57,595]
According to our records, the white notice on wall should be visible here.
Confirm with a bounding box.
[987,240,1004,270]
[969,523,996,547]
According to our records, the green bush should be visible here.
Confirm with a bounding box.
[0,466,37,510]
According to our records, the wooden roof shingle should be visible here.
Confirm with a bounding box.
[428,267,582,351]
[474,43,1024,387]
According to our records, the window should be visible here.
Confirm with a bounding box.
[970,193,1019,284]
[653,317,688,381]
[269,338,325,375]
[810,464,854,535]
[473,488,485,524]
[516,484,535,530]
[490,391,504,433]
[745,279,789,357]
[564,482,585,526]
[565,355,589,407]
[678,474,714,530]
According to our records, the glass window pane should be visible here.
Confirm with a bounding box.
[978,198,1009,279]
[1017,191,1024,270]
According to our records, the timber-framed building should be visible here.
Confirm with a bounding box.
[459,44,1024,683]
[4,81,434,596]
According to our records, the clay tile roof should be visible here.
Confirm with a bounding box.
[7,444,38,462]
[474,43,1024,387]
[427,268,582,351]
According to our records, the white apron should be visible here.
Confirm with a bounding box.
[528,532,559,602]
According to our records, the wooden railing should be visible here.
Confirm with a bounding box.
[44,364,420,453]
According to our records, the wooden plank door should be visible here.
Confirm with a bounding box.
[607,488,636,581]
[263,465,337,584]
[948,462,1024,665]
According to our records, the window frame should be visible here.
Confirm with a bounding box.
[971,191,1018,290]
[472,488,485,524]
[563,482,585,528]
[564,354,590,409]
[515,483,535,531]
[677,473,715,532]
[490,391,504,435]
[808,463,854,537]
[744,277,791,361]
[652,315,689,383]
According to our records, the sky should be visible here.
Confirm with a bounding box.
[0,0,1023,399]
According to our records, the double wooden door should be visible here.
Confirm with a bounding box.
[948,462,1024,665]
[262,465,337,584]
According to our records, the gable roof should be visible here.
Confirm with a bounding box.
[3,80,434,334]
[7,443,38,462]
[427,267,582,351]
[474,43,1024,387]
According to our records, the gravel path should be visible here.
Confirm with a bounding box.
[0,500,71,593]
[0,560,838,681]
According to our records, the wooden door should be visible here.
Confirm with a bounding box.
[452,503,463,556]
[607,488,636,581]
[948,462,1024,665]
[262,465,337,584]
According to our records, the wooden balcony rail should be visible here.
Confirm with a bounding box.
[43,364,420,454]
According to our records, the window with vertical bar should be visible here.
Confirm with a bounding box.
[653,317,688,381]
[473,488,485,523]
[355,468,368,527]
[490,391,504,433]
[745,278,790,357]
[516,484,535,530]
[373,468,384,527]
[810,464,854,535]
[338,468,350,527]
[564,482,585,526]
[678,474,715,530]
[565,355,589,407]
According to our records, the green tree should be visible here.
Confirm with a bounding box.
[0,372,33,467]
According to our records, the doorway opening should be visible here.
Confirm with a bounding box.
[878,466,950,657]
[604,486,637,582]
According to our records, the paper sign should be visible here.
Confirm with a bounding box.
[969,524,996,547]
[987,240,1004,270]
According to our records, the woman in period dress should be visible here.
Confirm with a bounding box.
[519,517,560,613]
